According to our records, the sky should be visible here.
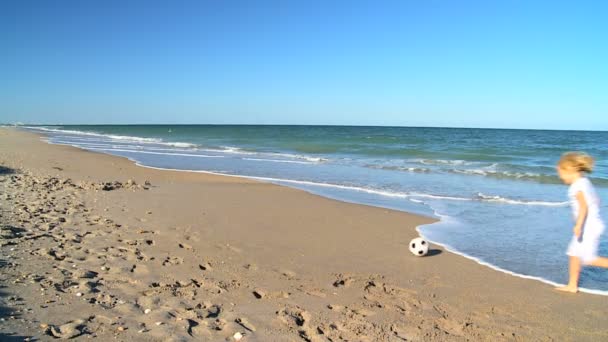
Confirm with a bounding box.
[1,1,607,130]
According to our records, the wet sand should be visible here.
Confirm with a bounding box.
[0,127,607,341]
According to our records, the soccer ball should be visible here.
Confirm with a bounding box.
[409,237,429,257]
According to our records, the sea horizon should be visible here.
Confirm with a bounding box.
[5,122,608,133]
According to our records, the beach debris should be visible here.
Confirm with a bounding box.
[233,332,244,340]
[236,317,257,332]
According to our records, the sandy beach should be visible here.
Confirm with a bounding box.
[0,127,607,341]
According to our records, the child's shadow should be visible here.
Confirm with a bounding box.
[425,249,442,257]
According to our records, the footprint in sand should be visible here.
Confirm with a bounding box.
[332,273,355,288]
[276,305,319,341]
[253,288,290,300]
[243,263,258,271]
[277,269,297,280]
[198,262,213,271]
[46,318,89,339]
[299,287,327,298]
[162,256,183,266]
[178,242,193,251]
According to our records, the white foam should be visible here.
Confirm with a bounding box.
[86,147,224,158]
[454,168,535,177]
[52,140,201,153]
[407,192,567,206]
[272,153,328,163]
[196,146,327,163]
[412,158,475,166]
[476,193,568,207]
[364,164,432,173]
[24,126,198,148]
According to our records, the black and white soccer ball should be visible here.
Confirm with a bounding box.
[409,237,429,256]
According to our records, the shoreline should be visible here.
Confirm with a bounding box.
[1,127,608,341]
[35,127,608,296]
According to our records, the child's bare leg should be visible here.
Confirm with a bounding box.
[589,257,608,268]
[555,256,580,293]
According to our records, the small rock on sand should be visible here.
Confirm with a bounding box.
[253,289,266,299]
[48,319,86,339]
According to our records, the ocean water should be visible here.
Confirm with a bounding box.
[22,125,608,293]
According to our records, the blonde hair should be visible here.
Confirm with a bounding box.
[558,152,594,173]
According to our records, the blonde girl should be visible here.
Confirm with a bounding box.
[556,152,607,293]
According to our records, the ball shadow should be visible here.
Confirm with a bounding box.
[425,249,442,257]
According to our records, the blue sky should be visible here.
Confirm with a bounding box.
[1,1,607,129]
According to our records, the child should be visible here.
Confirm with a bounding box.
[556,152,608,293]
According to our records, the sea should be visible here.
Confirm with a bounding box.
[20,125,608,294]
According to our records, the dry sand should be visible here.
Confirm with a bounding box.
[0,127,607,341]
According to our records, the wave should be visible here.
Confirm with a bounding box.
[364,164,432,173]
[197,146,327,163]
[449,168,556,181]
[475,193,567,206]
[24,126,199,148]
[50,133,328,165]
[86,147,224,158]
[51,140,203,154]
[447,168,608,187]
[412,158,476,166]
[242,157,316,165]
[271,153,328,163]
[198,146,258,155]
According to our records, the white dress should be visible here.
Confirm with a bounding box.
[566,177,605,264]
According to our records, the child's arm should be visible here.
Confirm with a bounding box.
[574,191,588,239]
